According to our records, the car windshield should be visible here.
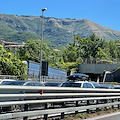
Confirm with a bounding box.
[1,81,25,85]
[61,83,82,87]
[44,82,61,86]
[33,82,45,86]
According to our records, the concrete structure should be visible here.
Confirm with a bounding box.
[78,64,120,82]
[105,68,120,83]
[78,64,120,74]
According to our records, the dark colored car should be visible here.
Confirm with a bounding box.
[67,73,89,81]
[1,80,45,86]
[44,82,62,86]
[114,85,120,89]
[99,84,114,89]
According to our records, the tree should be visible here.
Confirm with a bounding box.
[108,40,118,58]
[18,39,64,69]
[0,45,27,80]
[95,47,108,58]
[74,33,107,58]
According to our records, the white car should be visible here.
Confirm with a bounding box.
[60,80,97,88]
[0,79,16,84]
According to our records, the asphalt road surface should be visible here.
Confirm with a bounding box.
[85,111,120,120]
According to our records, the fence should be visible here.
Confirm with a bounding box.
[81,58,120,64]
[26,60,67,82]
[0,86,120,119]
[28,68,67,82]
[0,75,17,80]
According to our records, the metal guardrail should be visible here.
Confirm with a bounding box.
[0,86,120,119]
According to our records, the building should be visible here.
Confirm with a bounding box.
[78,58,120,82]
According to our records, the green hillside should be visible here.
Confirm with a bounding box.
[0,14,120,47]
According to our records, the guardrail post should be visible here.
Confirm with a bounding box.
[61,102,65,108]
[61,112,64,119]
[87,100,90,113]
[45,103,48,109]
[118,98,120,109]
[104,99,108,111]
[61,102,65,119]
[23,104,29,120]
[75,101,78,114]
[44,114,48,120]
[112,99,114,109]
[96,100,100,112]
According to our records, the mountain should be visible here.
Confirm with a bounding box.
[0,14,120,47]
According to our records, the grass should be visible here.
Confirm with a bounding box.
[36,107,120,120]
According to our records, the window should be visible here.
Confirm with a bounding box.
[83,83,93,88]
[86,83,93,88]
[25,83,34,86]
[83,83,87,88]
[34,82,44,86]
[61,83,82,87]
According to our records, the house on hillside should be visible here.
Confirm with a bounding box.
[1,40,25,56]
[1,40,25,47]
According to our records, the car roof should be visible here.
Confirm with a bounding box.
[44,82,62,86]
[1,80,45,86]
[65,80,89,82]
[62,80,91,84]
[0,79,16,81]
[0,79,16,83]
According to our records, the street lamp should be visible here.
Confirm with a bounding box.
[39,8,47,82]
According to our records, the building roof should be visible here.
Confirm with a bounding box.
[4,45,25,48]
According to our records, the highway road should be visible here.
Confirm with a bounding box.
[86,111,120,120]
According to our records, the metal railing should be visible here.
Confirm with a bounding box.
[0,86,120,119]
[81,58,120,64]
[0,75,17,80]
[28,68,67,82]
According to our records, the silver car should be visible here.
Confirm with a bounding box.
[1,80,45,86]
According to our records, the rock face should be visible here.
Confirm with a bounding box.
[0,14,120,46]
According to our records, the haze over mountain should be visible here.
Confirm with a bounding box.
[0,14,120,47]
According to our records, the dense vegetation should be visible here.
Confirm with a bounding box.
[0,45,27,79]
[5,34,119,77]
[1,14,120,79]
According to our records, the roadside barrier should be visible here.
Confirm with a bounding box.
[0,85,120,120]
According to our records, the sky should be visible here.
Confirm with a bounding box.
[0,0,120,31]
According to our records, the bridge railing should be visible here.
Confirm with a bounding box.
[81,58,120,64]
[0,86,120,119]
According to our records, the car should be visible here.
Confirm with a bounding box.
[91,82,101,88]
[0,79,16,84]
[67,73,89,81]
[114,86,120,89]
[60,80,99,105]
[60,80,96,88]
[44,82,62,87]
[99,84,114,89]
[1,80,45,86]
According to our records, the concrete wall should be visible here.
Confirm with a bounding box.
[78,64,120,74]
[106,69,120,83]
